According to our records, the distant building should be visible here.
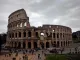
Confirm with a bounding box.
[72,31,80,43]
[6,9,72,49]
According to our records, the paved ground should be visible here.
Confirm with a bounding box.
[28,50,45,60]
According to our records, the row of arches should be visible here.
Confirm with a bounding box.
[9,31,39,38]
[8,21,30,28]
[10,42,50,49]
[8,31,71,40]
[9,41,71,49]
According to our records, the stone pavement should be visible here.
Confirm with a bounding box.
[28,50,46,60]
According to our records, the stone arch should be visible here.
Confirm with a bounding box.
[23,31,26,37]
[28,31,31,37]
[64,41,65,46]
[24,22,26,26]
[40,42,44,49]
[15,42,17,48]
[28,42,31,49]
[18,42,21,48]
[19,32,21,37]
[34,42,37,48]
[23,42,26,49]
[12,33,14,38]
[35,32,39,38]
[12,42,13,47]
[66,41,67,46]
[15,33,17,38]
[57,41,59,47]
[46,42,49,48]
[53,41,56,47]
[61,41,62,47]
[20,23,22,27]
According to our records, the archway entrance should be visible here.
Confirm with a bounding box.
[40,42,44,49]
[15,42,17,48]
[18,42,21,48]
[23,42,26,49]
[57,41,59,47]
[28,42,31,49]
[46,42,49,48]
[34,42,37,48]
[53,41,56,47]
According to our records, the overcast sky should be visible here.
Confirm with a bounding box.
[0,0,80,33]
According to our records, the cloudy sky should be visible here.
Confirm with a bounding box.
[0,0,80,33]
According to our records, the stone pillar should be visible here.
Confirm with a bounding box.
[44,41,46,49]
[31,29,34,38]
[49,40,52,48]
[31,41,33,49]
[21,42,23,48]
[38,40,40,48]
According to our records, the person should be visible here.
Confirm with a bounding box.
[38,54,40,59]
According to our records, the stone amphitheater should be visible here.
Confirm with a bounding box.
[6,9,72,49]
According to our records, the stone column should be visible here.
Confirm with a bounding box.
[44,41,46,49]
[21,42,23,48]
[49,40,52,48]
[31,41,33,49]
[31,29,34,38]
[38,40,40,48]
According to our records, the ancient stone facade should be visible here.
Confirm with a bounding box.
[6,9,72,49]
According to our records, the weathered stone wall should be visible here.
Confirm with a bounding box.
[6,9,72,49]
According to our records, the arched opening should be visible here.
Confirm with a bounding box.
[9,33,11,38]
[57,41,59,47]
[35,32,39,38]
[53,33,55,38]
[23,32,26,37]
[15,42,17,48]
[12,42,13,47]
[12,33,14,38]
[61,41,62,47]
[46,32,48,37]
[19,32,21,37]
[28,42,31,49]
[34,42,37,48]
[24,22,26,26]
[53,41,56,47]
[66,41,67,46]
[23,42,26,49]
[64,41,65,46]
[40,42,44,49]
[15,33,17,38]
[18,42,21,48]
[46,42,49,48]
[57,33,59,38]
[28,31,31,37]
[20,23,22,27]
[68,41,69,46]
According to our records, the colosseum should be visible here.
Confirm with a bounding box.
[6,9,72,49]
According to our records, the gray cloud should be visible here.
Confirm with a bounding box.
[0,0,80,33]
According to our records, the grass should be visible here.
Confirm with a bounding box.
[46,54,67,60]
